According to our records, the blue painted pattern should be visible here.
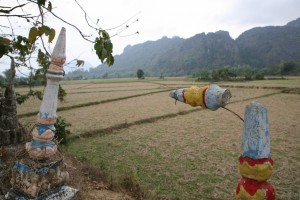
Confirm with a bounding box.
[31,140,56,148]
[15,162,31,174]
[37,124,56,135]
[242,102,270,159]
[37,160,61,174]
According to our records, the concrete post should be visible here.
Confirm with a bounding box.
[236,102,275,199]
[7,28,78,200]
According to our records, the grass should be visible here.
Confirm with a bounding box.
[66,108,242,199]
[18,89,170,117]
[66,93,300,199]
[17,78,300,199]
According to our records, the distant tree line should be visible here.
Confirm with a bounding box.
[3,61,299,85]
[193,61,300,81]
[0,69,44,88]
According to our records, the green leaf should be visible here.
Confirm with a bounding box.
[94,41,101,51]
[94,34,114,66]
[0,37,10,45]
[104,40,113,54]
[0,45,7,58]
[101,31,110,39]
[106,54,114,66]
[101,48,107,61]
[48,28,55,43]
[76,60,85,67]
[39,25,51,36]
[37,0,46,6]
[28,27,38,44]
[47,1,52,11]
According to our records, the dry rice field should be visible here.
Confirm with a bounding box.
[18,78,300,200]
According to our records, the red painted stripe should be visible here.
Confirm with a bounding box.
[202,87,207,108]
[236,177,275,199]
[239,156,274,166]
[183,90,186,103]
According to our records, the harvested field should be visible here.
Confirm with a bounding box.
[17,89,165,115]
[67,93,300,199]
[19,86,279,136]
[17,78,300,199]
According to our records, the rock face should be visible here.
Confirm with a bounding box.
[236,18,300,67]
[69,18,300,78]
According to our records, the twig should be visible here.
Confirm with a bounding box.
[0,14,35,18]
[73,0,98,31]
[221,106,244,122]
[0,3,29,14]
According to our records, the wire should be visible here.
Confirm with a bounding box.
[221,106,244,122]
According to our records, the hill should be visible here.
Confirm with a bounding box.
[67,18,300,78]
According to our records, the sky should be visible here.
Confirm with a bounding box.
[0,0,300,74]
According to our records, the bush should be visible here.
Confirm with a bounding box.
[54,116,71,145]
[136,69,144,79]
[254,69,265,80]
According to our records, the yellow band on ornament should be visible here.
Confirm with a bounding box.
[183,86,208,107]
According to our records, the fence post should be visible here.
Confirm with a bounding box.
[236,102,275,199]
[7,28,78,199]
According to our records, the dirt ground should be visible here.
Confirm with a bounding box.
[0,146,136,200]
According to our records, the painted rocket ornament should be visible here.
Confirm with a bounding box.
[26,28,66,159]
[169,84,232,111]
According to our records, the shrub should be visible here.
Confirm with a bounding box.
[137,69,144,79]
[54,116,71,145]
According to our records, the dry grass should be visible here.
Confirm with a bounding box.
[16,81,163,115]
[17,79,300,199]
[17,89,164,115]
[19,87,280,137]
[67,93,300,199]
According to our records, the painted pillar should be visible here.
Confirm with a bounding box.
[236,102,275,199]
[25,28,66,159]
[7,28,78,199]
[169,84,232,110]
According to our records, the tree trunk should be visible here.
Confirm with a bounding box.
[0,58,24,146]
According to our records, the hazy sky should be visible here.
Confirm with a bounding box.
[0,0,300,74]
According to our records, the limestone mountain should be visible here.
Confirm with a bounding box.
[67,18,300,78]
[236,18,300,67]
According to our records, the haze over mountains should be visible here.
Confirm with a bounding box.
[67,18,300,78]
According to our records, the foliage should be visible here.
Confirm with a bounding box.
[266,61,300,76]
[195,66,265,82]
[54,116,71,145]
[196,69,210,80]
[281,61,300,75]
[102,72,109,79]
[0,0,116,104]
[94,31,114,66]
[136,69,144,79]
[253,69,266,80]
[16,90,42,104]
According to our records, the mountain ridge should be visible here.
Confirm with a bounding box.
[68,18,300,78]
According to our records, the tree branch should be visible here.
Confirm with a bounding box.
[73,0,98,31]
[0,3,28,14]
[27,0,94,43]
[0,14,35,18]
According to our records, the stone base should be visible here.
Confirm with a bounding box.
[5,185,78,200]
[10,153,71,198]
